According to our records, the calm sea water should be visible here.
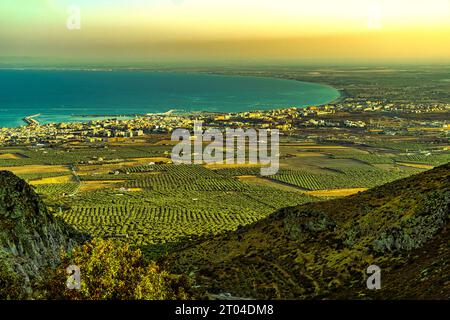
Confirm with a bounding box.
[0,70,340,128]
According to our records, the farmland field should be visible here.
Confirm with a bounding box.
[34,183,80,197]
[270,167,412,190]
[1,137,446,258]
[55,183,316,256]
[394,154,450,166]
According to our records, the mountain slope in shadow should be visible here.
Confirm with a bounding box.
[163,163,450,299]
[0,171,81,299]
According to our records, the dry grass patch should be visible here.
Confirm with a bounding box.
[125,188,143,192]
[397,162,434,170]
[292,152,325,157]
[0,165,70,174]
[306,188,367,197]
[30,175,74,185]
[0,153,23,159]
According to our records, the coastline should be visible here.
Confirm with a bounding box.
[204,71,342,108]
[2,70,341,128]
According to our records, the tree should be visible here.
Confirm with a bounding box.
[47,238,193,300]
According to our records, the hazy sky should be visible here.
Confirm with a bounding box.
[1,0,449,64]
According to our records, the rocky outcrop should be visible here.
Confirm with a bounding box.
[0,171,80,299]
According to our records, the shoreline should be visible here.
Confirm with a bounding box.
[3,70,341,128]
[203,71,342,107]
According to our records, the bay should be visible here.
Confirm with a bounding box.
[0,70,340,127]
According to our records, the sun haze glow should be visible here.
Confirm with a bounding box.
[0,0,449,64]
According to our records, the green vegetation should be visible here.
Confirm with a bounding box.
[0,65,449,300]
[2,138,445,265]
[46,238,193,300]
[33,183,80,197]
[32,163,315,256]
[272,170,333,190]
[121,164,219,177]
[364,141,439,152]
[124,174,247,191]
[164,163,450,299]
[60,205,258,245]
[270,167,411,190]
[0,146,172,166]
[79,174,134,181]
[331,153,394,165]
[0,158,38,166]
[0,250,23,299]
[395,153,450,166]
[213,167,263,176]
[16,172,70,181]
[57,184,315,256]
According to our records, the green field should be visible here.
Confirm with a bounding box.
[55,183,315,256]
[2,139,447,258]
[0,146,172,166]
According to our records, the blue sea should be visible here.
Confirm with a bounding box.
[0,70,340,128]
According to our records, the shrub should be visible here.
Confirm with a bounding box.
[46,238,194,300]
[284,210,336,241]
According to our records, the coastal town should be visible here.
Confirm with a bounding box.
[1,99,448,146]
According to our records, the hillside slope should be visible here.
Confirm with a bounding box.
[163,163,450,299]
[0,171,80,299]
